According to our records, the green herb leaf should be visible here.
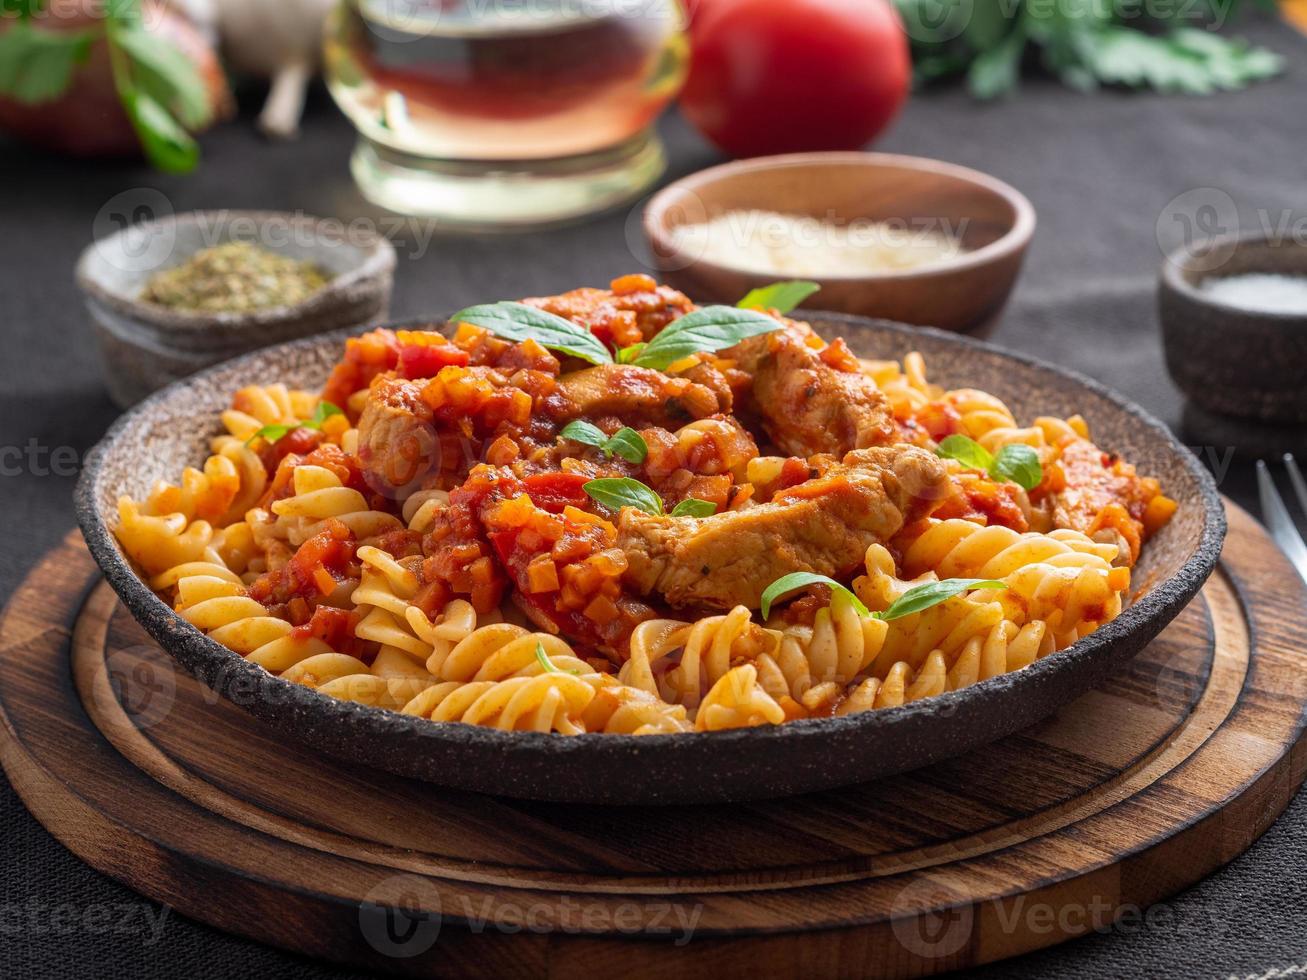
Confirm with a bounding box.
[0,23,94,104]
[936,433,1042,490]
[120,88,199,174]
[737,281,821,314]
[450,302,613,366]
[113,24,211,129]
[670,498,717,518]
[616,342,646,364]
[604,427,648,465]
[535,641,561,674]
[968,23,1026,100]
[247,423,294,446]
[878,578,1007,621]
[560,422,648,464]
[759,573,869,621]
[307,401,344,429]
[936,434,995,473]
[559,420,608,449]
[991,443,1043,491]
[632,306,782,371]
[583,477,664,516]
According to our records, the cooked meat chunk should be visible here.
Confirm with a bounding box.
[356,377,437,495]
[556,364,724,428]
[522,274,696,349]
[618,445,948,610]
[727,320,895,457]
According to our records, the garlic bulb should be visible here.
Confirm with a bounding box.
[211,0,336,139]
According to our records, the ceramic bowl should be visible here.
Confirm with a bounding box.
[643,152,1035,333]
[1160,232,1307,428]
[76,209,396,407]
[76,314,1223,805]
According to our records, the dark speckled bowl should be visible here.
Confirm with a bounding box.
[75,314,1225,805]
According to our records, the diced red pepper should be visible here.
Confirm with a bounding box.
[399,342,470,379]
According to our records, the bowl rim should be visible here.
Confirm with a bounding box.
[74,208,398,334]
[75,313,1225,759]
[1160,230,1307,322]
[643,151,1037,284]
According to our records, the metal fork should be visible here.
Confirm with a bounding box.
[1257,454,1307,584]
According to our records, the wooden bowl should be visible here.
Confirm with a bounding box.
[644,152,1035,332]
[75,315,1222,805]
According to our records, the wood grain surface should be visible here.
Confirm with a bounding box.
[1,500,1304,978]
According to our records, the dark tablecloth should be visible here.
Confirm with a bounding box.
[2,15,1305,979]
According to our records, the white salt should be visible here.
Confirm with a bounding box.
[1199,273,1307,315]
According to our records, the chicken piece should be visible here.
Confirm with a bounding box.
[556,364,725,429]
[618,445,948,610]
[522,274,696,349]
[355,377,439,496]
[727,320,895,457]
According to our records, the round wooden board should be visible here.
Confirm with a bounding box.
[2,501,1305,978]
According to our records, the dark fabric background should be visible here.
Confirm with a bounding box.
[1,15,1305,978]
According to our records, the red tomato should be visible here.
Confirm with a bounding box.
[680,0,911,159]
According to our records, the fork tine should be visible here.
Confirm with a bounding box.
[1284,454,1307,518]
[1259,460,1307,580]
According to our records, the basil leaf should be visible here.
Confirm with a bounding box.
[308,401,344,428]
[670,498,717,518]
[247,424,293,446]
[616,342,646,364]
[560,420,607,449]
[935,434,995,473]
[451,302,613,366]
[632,306,782,371]
[120,88,199,174]
[583,478,663,516]
[759,572,869,621]
[0,23,94,104]
[114,25,212,129]
[878,578,1007,622]
[604,428,648,465]
[535,641,561,674]
[991,443,1043,491]
[737,281,821,314]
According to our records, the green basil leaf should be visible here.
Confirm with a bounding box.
[670,498,717,518]
[560,420,607,449]
[737,281,821,314]
[535,641,561,674]
[604,428,648,465]
[759,572,869,621]
[311,401,344,426]
[877,578,1007,622]
[991,443,1043,491]
[113,25,212,129]
[247,423,294,446]
[450,302,613,366]
[0,23,93,104]
[616,342,646,364]
[632,306,782,371]
[120,88,199,174]
[583,477,663,516]
[935,434,995,473]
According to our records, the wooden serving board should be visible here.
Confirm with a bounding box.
[2,501,1305,978]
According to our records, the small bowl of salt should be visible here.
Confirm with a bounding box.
[1160,233,1307,435]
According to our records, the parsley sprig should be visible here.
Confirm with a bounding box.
[0,0,211,172]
